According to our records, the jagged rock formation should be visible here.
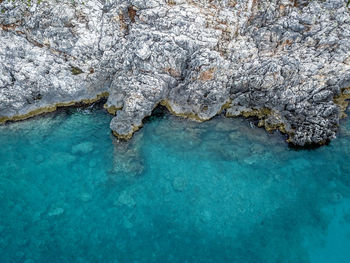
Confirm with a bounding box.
[1,0,350,146]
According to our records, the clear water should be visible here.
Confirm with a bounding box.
[1,105,350,263]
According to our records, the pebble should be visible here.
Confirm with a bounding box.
[48,207,64,217]
[35,154,45,164]
[200,210,212,222]
[172,177,187,192]
[116,191,136,208]
[80,193,92,202]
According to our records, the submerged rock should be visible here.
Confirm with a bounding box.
[34,154,45,164]
[0,0,350,146]
[172,177,187,192]
[116,191,136,208]
[71,142,94,154]
[51,152,77,164]
[79,193,92,202]
[48,207,64,217]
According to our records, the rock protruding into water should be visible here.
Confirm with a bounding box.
[1,0,350,146]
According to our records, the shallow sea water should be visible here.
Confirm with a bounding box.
[1,105,350,263]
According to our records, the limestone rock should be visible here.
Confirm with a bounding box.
[0,0,350,146]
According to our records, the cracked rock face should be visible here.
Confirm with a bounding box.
[1,0,350,146]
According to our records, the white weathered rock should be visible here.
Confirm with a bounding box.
[1,0,350,146]
[135,44,151,60]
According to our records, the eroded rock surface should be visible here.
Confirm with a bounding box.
[1,0,350,146]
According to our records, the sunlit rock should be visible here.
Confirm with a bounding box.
[0,0,349,146]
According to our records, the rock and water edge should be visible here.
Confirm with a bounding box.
[2,1,350,261]
[1,0,350,146]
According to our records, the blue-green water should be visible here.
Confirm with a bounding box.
[1,105,350,263]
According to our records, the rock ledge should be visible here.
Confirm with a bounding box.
[1,0,350,146]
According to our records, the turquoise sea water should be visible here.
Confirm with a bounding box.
[1,104,350,263]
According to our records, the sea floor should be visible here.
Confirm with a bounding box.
[1,105,350,263]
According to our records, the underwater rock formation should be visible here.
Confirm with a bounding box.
[1,0,350,146]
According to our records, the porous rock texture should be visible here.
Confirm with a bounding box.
[1,0,350,146]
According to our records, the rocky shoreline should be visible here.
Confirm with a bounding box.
[1,0,350,146]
